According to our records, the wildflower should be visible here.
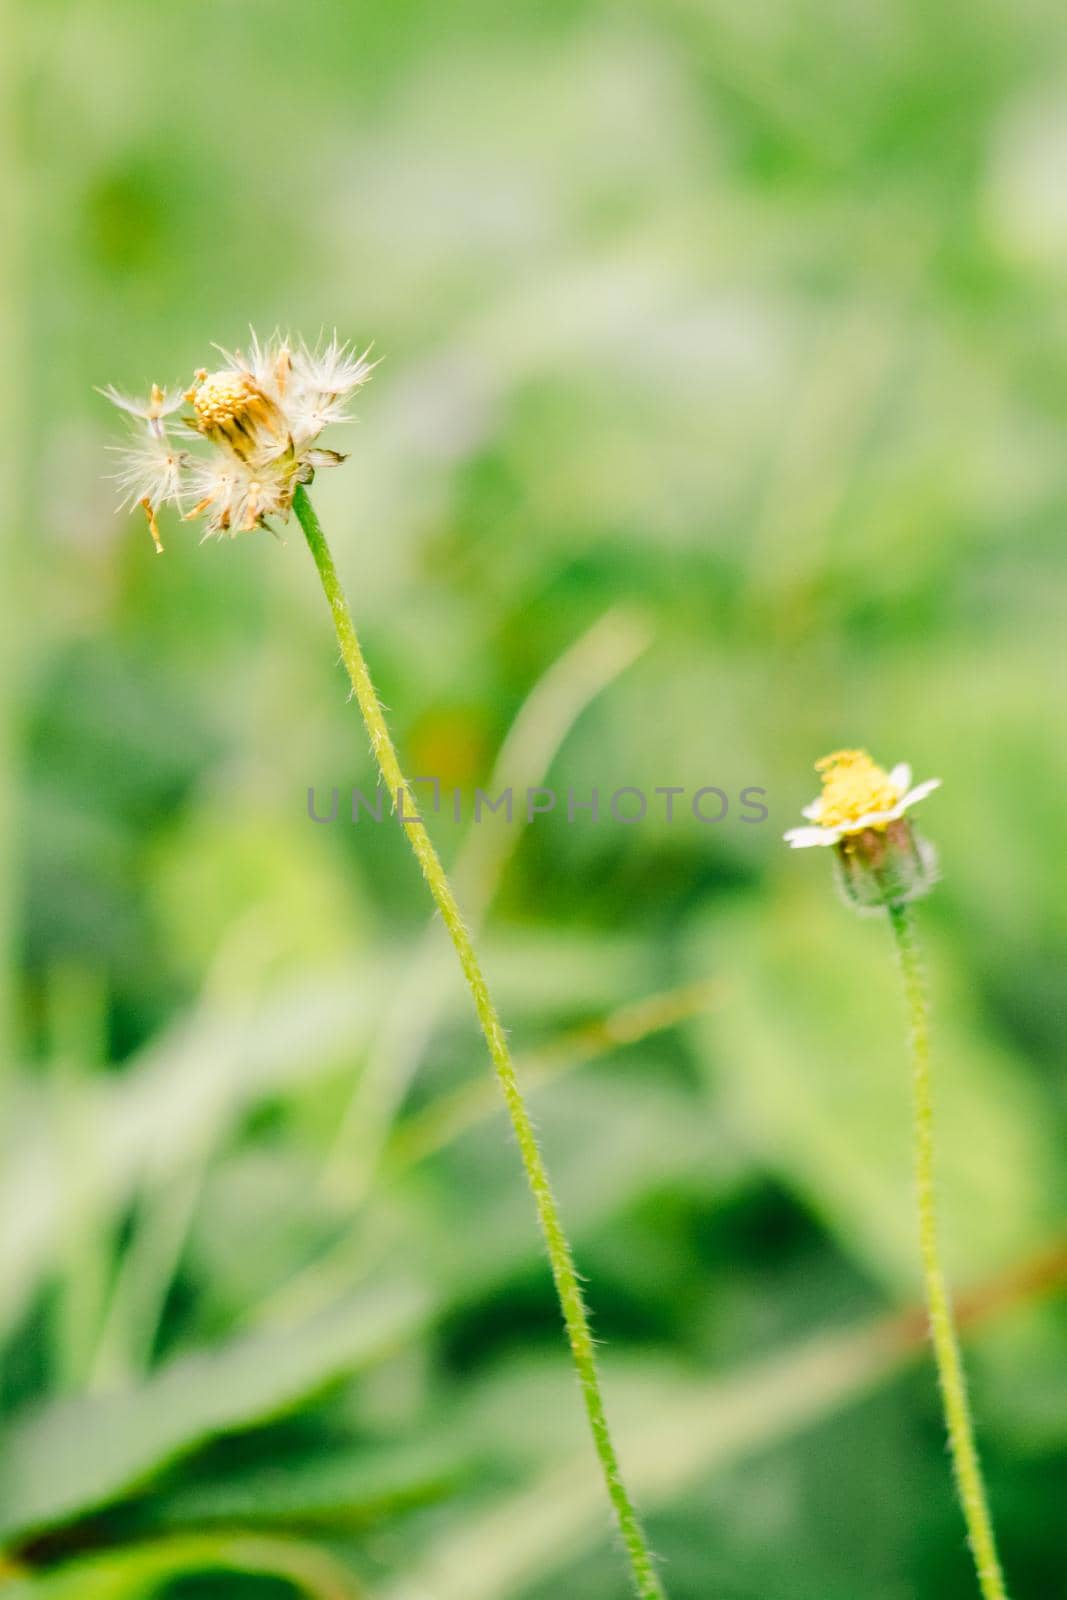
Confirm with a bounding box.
[101,332,374,550]
[784,749,1009,1597]
[103,333,667,1598]
[785,748,940,911]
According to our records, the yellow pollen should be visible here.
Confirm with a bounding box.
[814,748,902,832]
[192,370,263,434]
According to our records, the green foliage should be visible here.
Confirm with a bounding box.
[2,0,1065,1593]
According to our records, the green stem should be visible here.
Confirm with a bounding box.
[293,486,665,1600]
[887,902,1008,1600]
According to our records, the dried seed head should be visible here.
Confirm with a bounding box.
[101,329,374,548]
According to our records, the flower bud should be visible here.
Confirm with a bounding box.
[832,817,939,915]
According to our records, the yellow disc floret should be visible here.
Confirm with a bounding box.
[814,749,902,832]
[193,370,257,429]
[189,369,284,455]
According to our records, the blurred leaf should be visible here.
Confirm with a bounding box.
[0,1283,426,1545]
[148,808,368,989]
[3,1531,363,1600]
[130,1440,462,1535]
[694,888,1059,1291]
[229,1071,733,1332]
[0,930,650,1336]
[378,1326,909,1600]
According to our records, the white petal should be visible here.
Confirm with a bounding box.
[901,778,941,809]
[784,826,839,848]
[847,803,905,831]
[801,799,823,821]
[888,763,911,791]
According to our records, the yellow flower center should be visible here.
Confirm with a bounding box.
[814,749,902,832]
[192,371,258,429]
[190,370,284,455]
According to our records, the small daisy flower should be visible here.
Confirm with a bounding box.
[785,748,940,911]
[785,749,941,849]
[101,331,374,552]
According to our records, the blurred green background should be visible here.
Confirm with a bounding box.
[1,0,1065,1595]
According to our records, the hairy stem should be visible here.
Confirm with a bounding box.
[293,485,665,1600]
[888,901,1008,1600]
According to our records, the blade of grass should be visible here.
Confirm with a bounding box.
[321,605,651,1205]
[0,1530,366,1600]
[383,976,721,1176]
